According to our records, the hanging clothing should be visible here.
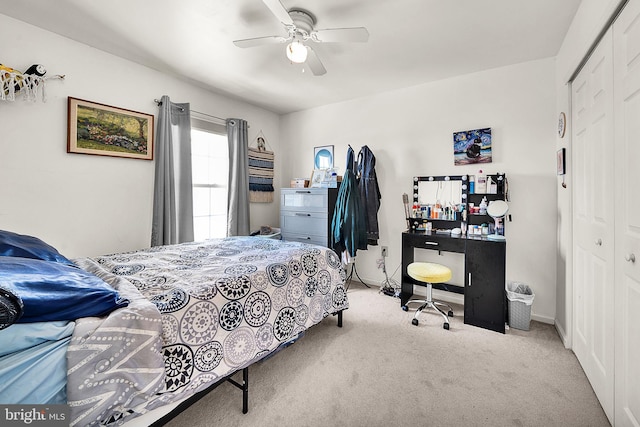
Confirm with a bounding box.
[331,146,367,258]
[357,145,381,245]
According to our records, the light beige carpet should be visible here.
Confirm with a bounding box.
[165,286,610,427]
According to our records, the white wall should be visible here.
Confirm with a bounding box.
[0,14,280,258]
[553,0,626,347]
[280,58,558,323]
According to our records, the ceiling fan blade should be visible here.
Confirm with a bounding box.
[233,35,289,48]
[312,27,369,43]
[262,0,294,25]
[305,46,326,76]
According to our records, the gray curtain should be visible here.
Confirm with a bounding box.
[226,118,250,236]
[151,95,194,246]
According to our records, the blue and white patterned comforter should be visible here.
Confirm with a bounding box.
[67,237,348,426]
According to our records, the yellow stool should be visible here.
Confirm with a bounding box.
[402,262,454,330]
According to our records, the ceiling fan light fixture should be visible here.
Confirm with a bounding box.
[286,40,307,63]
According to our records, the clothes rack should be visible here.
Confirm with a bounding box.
[345,262,370,291]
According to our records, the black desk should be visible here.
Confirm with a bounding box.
[401,231,506,333]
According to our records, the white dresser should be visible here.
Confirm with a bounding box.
[280,188,338,247]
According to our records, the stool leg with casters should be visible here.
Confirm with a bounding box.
[401,283,454,329]
[402,262,454,330]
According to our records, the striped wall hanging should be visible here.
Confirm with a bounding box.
[248,146,274,203]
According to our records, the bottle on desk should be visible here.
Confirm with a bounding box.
[476,174,487,193]
[479,197,488,215]
[488,177,498,194]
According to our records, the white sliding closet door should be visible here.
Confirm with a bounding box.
[614,0,640,424]
[571,28,615,423]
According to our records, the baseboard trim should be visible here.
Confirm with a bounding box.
[531,313,554,325]
[554,321,571,349]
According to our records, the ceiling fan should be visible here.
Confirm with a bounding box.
[233,0,369,76]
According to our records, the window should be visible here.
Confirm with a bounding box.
[191,125,228,241]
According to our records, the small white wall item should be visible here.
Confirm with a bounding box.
[0,63,64,102]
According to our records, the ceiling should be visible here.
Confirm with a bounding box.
[1,0,582,114]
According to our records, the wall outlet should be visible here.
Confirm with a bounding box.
[381,246,388,257]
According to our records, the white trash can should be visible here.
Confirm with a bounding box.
[506,281,534,330]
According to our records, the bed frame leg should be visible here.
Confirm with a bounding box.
[227,367,249,414]
[242,367,249,414]
[337,310,343,328]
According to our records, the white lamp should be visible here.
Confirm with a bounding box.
[486,200,508,241]
[286,40,308,63]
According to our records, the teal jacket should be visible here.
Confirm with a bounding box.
[331,147,367,257]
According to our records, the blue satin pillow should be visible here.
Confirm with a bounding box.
[0,230,75,266]
[0,257,128,323]
[0,282,24,330]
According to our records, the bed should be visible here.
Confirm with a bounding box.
[0,230,348,426]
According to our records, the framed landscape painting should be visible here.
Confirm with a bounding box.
[67,97,154,160]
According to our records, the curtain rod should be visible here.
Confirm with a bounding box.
[153,99,226,122]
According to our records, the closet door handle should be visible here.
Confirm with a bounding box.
[468,273,472,287]
[594,238,602,246]
[625,253,636,263]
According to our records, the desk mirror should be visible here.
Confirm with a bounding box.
[413,175,468,209]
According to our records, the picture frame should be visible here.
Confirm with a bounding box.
[314,145,334,169]
[67,97,154,160]
[557,148,566,175]
[310,169,327,188]
[453,127,492,165]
